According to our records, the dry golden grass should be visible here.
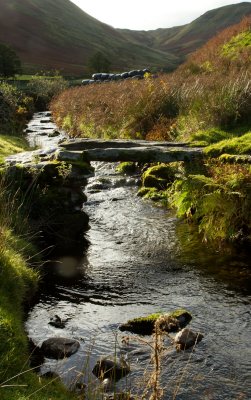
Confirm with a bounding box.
[51,16,251,141]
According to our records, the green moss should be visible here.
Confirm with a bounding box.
[143,174,167,189]
[204,132,251,156]
[189,128,235,146]
[142,164,176,189]
[137,186,152,197]
[137,187,168,203]
[119,309,192,335]
[219,153,251,164]
[116,162,136,174]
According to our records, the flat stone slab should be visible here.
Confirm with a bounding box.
[5,147,57,165]
[40,337,80,359]
[55,146,203,164]
[59,138,188,150]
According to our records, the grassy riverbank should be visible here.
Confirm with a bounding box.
[0,229,79,400]
[51,17,251,246]
[0,175,79,400]
[0,85,79,399]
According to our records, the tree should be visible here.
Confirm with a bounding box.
[0,43,22,78]
[87,51,111,73]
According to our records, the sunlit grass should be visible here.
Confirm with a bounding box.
[0,135,29,163]
[204,132,251,156]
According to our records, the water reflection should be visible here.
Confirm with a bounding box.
[176,220,251,294]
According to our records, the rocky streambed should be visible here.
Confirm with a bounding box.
[22,112,251,399]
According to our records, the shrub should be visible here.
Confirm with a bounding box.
[0,82,34,134]
[28,74,68,110]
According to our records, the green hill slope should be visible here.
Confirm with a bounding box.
[119,2,251,61]
[0,0,178,75]
[0,0,250,75]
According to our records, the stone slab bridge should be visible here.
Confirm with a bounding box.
[5,139,204,169]
[55,138,204,164]
[5,138,251,171]
[3,138,249,254]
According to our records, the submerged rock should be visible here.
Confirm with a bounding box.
[92,357,130,382]
[119,309,192,335]
[48,130,61,137]
[174,328,204,350]
[40,337,80,359]
[49,315,66,329]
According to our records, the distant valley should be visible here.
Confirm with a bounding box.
[0,0,250,75]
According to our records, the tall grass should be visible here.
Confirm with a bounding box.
[51,16,251,142]
[51,76,178,140]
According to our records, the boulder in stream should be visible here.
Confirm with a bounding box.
[48,130,61,138]
[49,315,66,329]
[40,337,80,359]
[174,328,204,350]
[119,309,192,335]
[92,357,130,382]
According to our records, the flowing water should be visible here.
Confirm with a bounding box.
[25,113,251,399]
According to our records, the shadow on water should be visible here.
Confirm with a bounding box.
[176,221,251,296]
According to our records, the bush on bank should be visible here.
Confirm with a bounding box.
[27,74,69,110]
[0,82,34,135]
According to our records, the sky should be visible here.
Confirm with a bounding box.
[70,0,245,30]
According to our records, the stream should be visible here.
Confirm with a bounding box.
[25,112,251,399]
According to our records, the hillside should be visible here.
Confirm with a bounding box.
[0,0,178,75]
[119,2,251,62]
[0,0,250,75]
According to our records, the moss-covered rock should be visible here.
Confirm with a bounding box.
[144,164,176,181]
[137,186,168,202]
[119,309,192,335]
[137,187,152,197]
[116,161,137,174]
[142,163,176,190]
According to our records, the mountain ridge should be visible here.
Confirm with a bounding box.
[0,0,250,75]
[119,2,251,61]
